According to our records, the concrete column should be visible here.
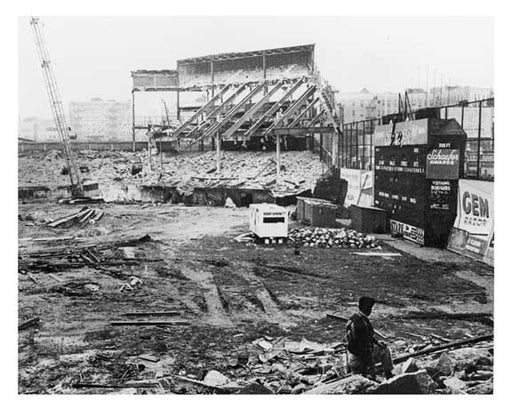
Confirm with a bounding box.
[276,133,281,182]
[216,132,221,172]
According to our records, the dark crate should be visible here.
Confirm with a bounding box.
[350,205,387,233]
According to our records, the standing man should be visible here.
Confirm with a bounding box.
[346,296,394,380]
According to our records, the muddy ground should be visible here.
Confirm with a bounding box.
[17,202,493,394]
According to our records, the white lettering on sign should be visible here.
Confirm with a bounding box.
[426,149,459,165]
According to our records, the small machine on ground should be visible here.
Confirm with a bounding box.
[249,204,289,244]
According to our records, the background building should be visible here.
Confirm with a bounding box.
[69,98,132,141]
[18,117,60,142]
[338,85,493,125]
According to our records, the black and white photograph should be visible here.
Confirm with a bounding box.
[9,1,506,402]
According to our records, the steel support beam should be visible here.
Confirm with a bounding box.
[223,81,284,139]
[288,97,319,128]
[186,83,249,138]
[172,84,231,139]
[263,85,317,136]
[203,82,266,139]
[273,126,334,136]
[306,108,325,127]
[244,77,306,138]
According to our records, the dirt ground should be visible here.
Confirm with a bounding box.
[18,202,493,394]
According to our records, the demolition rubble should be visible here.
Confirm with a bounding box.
[18,150,325,199]
[19,34,494,395]
[18,198,494,395]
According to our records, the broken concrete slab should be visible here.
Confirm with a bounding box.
[305,375,378,394]
[443,376,467,393]
[203,370,230,387]
[368,370,437,394]
[236,383,273,394]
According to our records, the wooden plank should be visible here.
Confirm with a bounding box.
[394,333,493,364]
[47,208,89,228]
[122,311,181,317]
[394,312,493,321]
[167,375,240,391]
[110,320,190,326]
[19,317,40,331]
[48,273,63,283]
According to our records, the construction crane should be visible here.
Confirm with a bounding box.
[30,16,84,197]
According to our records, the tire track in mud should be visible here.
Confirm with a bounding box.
[180,266,234,327]
[235,261,295,326]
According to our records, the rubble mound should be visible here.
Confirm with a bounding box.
[288,227,378,248]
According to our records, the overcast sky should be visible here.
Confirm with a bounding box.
[18,16,493,119]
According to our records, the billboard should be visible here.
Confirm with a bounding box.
[447,179,494,266]
[374,119,429,147]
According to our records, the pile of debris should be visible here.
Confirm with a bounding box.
[18,234,159,277]
[19,150,326,198]
[151,332,493,395]
[288,227,378,248]
[47,207,104,228]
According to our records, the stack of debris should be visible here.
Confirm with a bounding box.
[47,207,104,228]
[19,150,325,198]
[18,235,159,278]
[288,227,378,248]
[152,333,493,395]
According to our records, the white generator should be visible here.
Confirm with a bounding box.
[249,204,289,240]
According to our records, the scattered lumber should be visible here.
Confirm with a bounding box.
[394,333,493,364]
[110,320,190,326]
[122,311,181,317]
[48,273,63,283]
[402,331,426,339]
[391,312,493,326]
[26,273,39,285]
[47,206,104,228]
[430,334,451,343]
[73,381,159,389]
[326,312,348,322]
[19,236,75,242]
[167,375,239,392]
[396,312,492,321]
[352,252,402,257]
[19,260,139,272]
[19,317,40,331]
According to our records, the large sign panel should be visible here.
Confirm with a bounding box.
[373,119,429,147]
[447,179,494,266]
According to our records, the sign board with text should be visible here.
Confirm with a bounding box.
[447,179,494,266]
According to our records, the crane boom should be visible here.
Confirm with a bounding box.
[30,17,84,197]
